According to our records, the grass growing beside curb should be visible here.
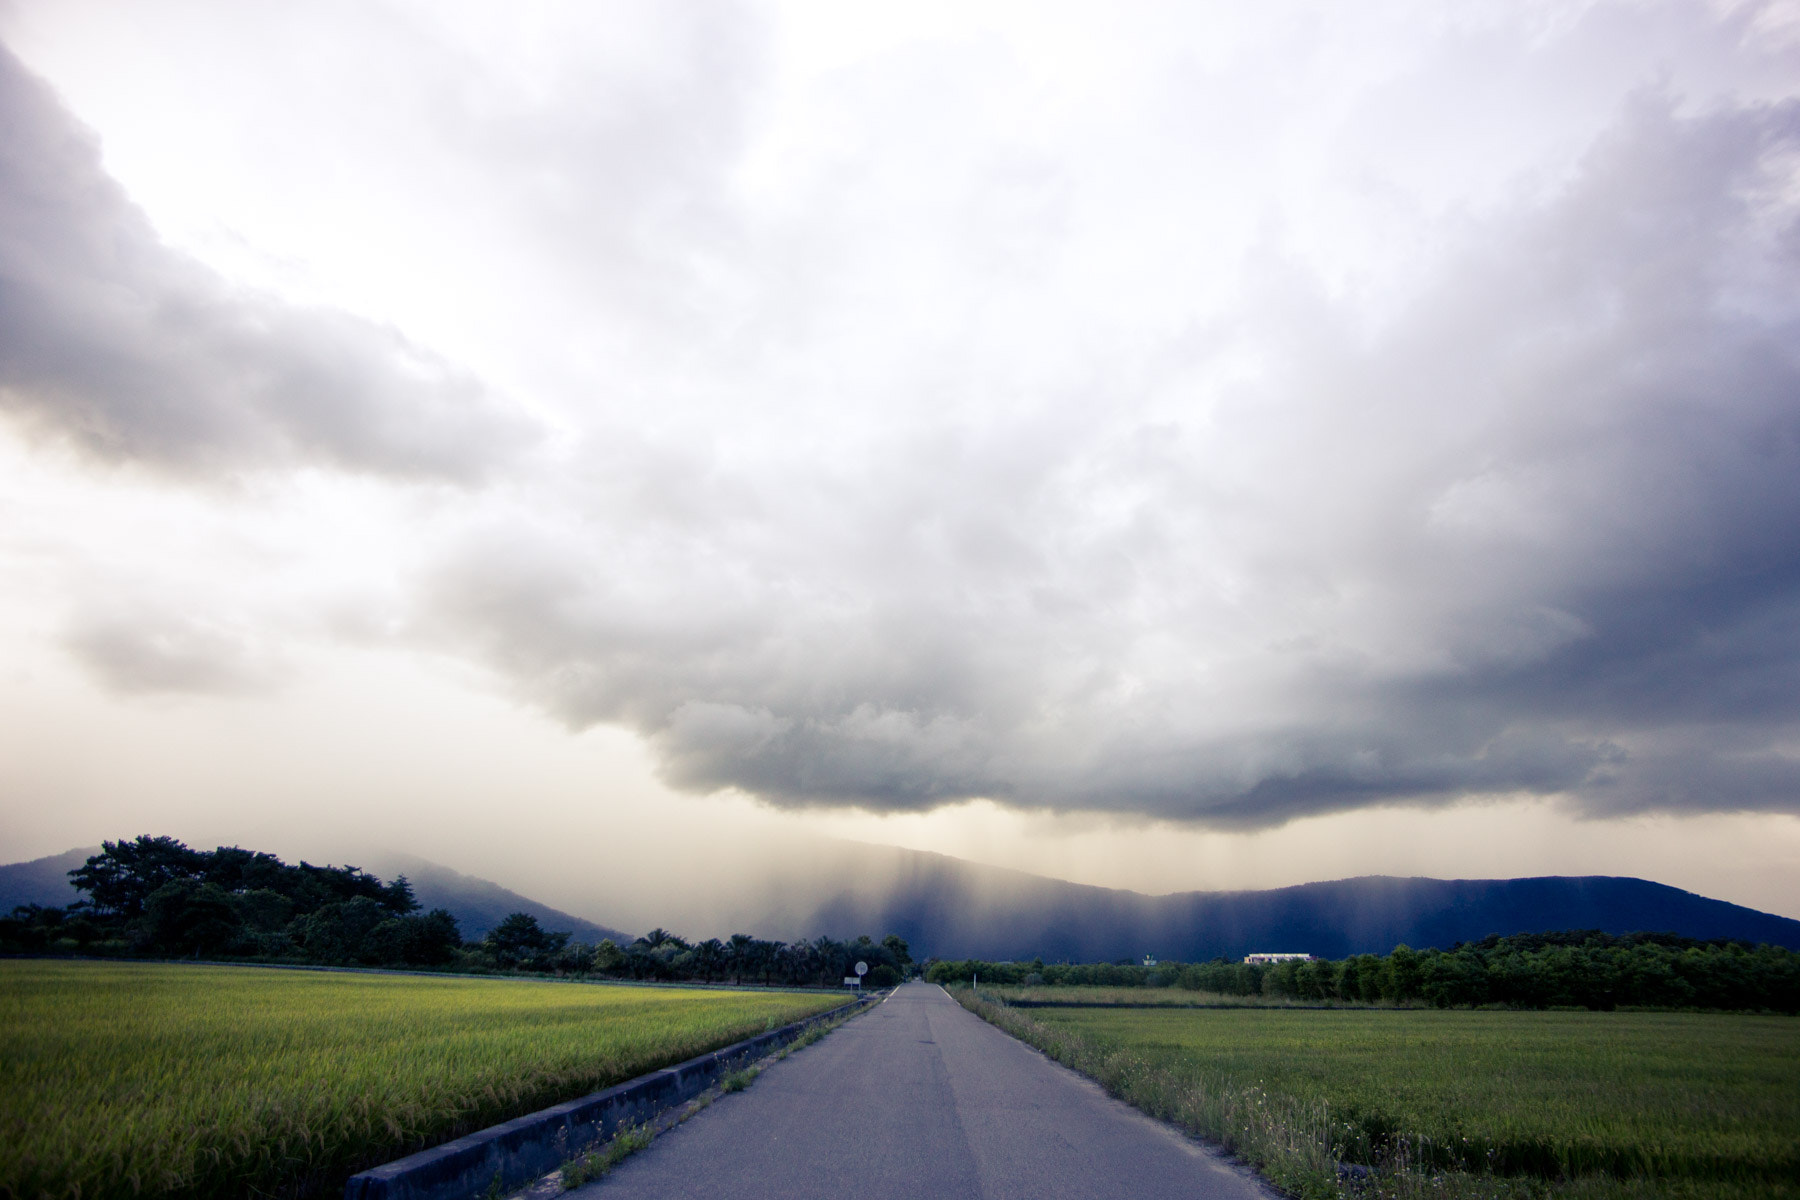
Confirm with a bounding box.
[557,1123,655,1190]
[951,986,1800,1200]
[953,988,1345,1198]
[549,993,873,1194]
[720,1066,761,1092]
[776,1013,836,1057]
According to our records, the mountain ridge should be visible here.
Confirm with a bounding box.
[0,847,91,913]
[4,842,1795,961]
[686,840,1800,960]
[0,846,631,946]
[357,851,631,944]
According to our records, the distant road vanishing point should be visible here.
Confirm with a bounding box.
[578,981,1271,1200]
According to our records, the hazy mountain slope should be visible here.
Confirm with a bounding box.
[8,841,1793,960]
[0,847,632,946]
[357,852,632,944]
[0,847,95,912]
[723,842,1800,960]
[1130,873,1800,962]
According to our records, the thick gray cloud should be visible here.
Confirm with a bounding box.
[9,4,1798,833]
[421,84,1800,825]
[62,607,286,697]
[0,43,536,480]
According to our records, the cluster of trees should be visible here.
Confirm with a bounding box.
[584,928,911,988]
[927,959,1164,988]
[450,917,914,987]
[928,931,1800,1012]
[0,836,917,989]
[0,837,462,965]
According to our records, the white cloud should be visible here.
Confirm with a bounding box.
[3,1,1798,849]
[417,74,1800,824]
[0,43,539,481]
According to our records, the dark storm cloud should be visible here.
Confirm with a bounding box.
[420,86,1800,826]
[0,44,536,480]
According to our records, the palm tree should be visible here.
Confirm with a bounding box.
[728,933,755,985]
[694,938,725,982]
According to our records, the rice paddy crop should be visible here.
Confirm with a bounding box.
[1,960,845,1200]
[988,983,1324,1007]
[957,988,1800,1200]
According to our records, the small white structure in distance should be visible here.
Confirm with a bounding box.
[1142,954,1158,968]
[1243,952,1314,964]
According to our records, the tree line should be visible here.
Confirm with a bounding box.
[0,836,912,987]
[585,927,910,988]
[19,837,1790,1009]
[927,930,1800,1012]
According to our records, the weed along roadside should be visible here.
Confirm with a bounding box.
[950,985,1800,1200]
[347,991,880,1200]
[529,1004,860,1197]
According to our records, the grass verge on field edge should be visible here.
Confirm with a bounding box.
[948,986,1794,1200]
[952,986,1345,1198]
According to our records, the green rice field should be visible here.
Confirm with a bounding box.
[960,989,1800,1200]
[988,983,1323,1007]
[1,960,846,1200]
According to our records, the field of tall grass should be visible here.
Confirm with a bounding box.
[986,983,1328,1007]
[955,987,1799,1200]
[1,960,845,1200]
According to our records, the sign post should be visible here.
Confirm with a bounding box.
[854,960,868,990]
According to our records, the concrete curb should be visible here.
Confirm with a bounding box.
[344,993,878,1200]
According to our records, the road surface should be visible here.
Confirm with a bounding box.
[576,980,1271,1200]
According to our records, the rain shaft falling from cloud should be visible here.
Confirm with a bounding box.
[0,1,1797,861]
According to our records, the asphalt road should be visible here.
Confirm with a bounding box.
[577,981,1271,1200]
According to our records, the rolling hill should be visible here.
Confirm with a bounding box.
[0,846,631,946]
[0,846,91,913]
[6,840,1796,961]
[357,852,631,944]
[657,840,1800,961]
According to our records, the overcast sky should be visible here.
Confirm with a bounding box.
[4,0,1800,922]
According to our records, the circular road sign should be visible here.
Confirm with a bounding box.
[854,961,868,976]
